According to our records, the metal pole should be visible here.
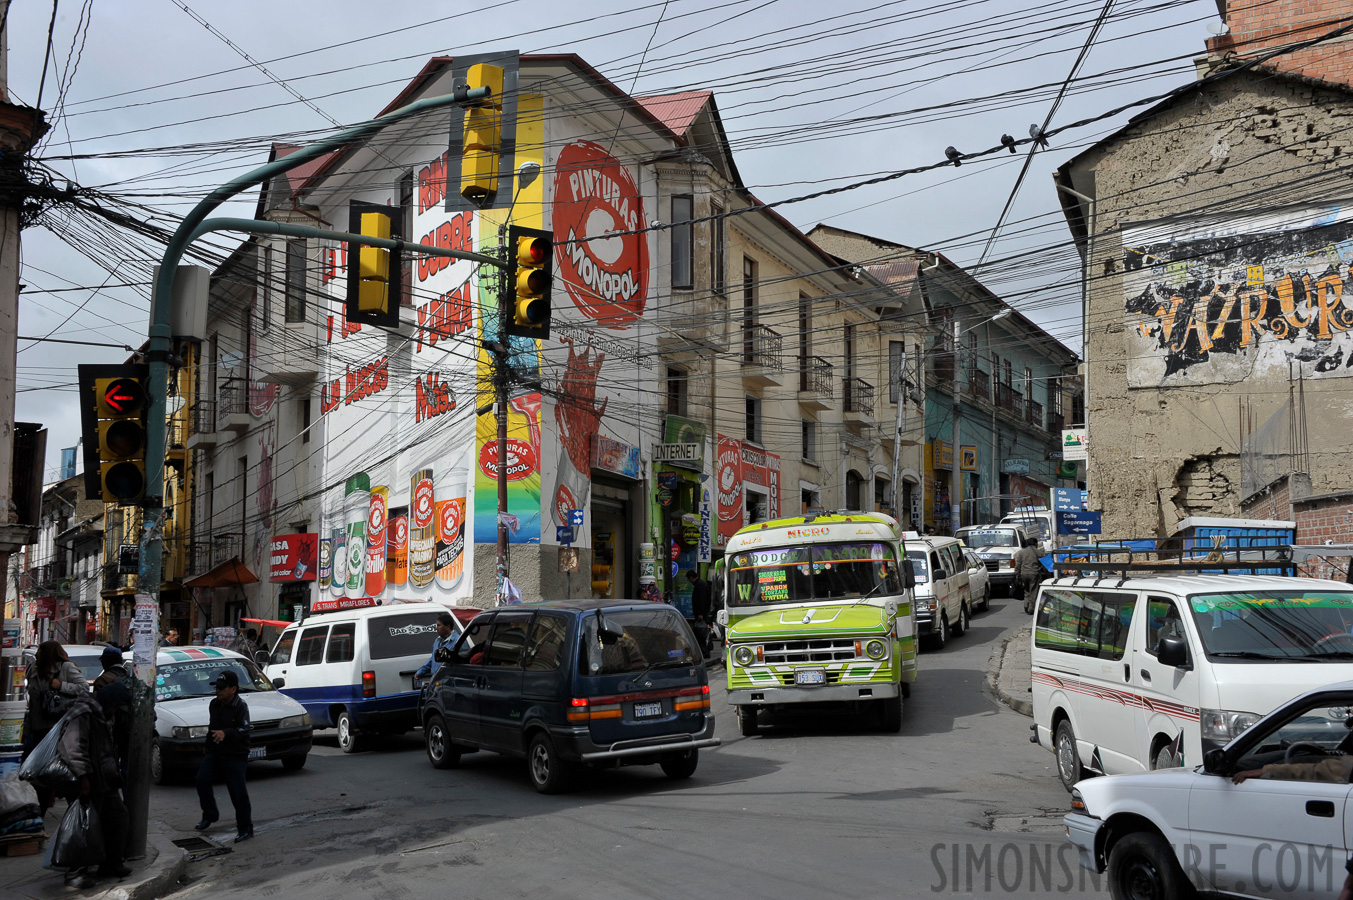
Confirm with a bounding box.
[1054,182,1095,502]
[950,320,962,535]
[496,226,510,604]
[891,349,906,525]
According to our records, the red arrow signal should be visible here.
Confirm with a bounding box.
[99,378,145,416]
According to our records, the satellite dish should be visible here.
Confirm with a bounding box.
[1206,21,1229,35]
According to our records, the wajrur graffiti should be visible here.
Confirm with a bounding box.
[1122,207,1353,386]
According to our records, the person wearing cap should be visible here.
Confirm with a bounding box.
[194,669,254,842]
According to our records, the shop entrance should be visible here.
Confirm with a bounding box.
[591,497,628,600]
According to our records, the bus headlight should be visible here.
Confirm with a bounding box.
[733,646,755,667]
[864,640,887,660]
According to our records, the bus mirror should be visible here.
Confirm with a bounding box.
[716,609,728,627]
[1157,634,1191,669]
[901,559,916,590]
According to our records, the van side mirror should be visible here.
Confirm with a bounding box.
[254,650,271,667]
[1157,634,1191,669]
[901,559,916,591]
[1203,747,1228,775]
[715,609,728,627]
[271,676,286,690]
[434,646,453,663]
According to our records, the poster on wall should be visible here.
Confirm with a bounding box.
[1123,204,1353,386]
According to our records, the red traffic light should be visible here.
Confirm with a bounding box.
[99,378,147,417]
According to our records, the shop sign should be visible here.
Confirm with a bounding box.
[697,484,712,563]
[118,544,139,575]
[270,533,318,582]
[592,434,641,479]
[653,442,703,469]
[1057,461,1079,479]
[960,445,978,472]
[1002,457,1031,475]
[33,596,56,619]
[664,414,707,445]
[1062,428,1088,462]
[657,488,674,508]
[682,523,701,545]
[932,440,953,471]
[312,597,377,614]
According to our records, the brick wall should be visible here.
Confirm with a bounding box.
[1208,0,1353,87]
[1243,477,1290,522]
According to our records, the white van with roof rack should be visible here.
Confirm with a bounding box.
[1030,540,1353,791]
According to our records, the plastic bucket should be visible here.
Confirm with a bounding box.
[0,700,24,746]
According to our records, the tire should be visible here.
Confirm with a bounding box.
[659,749,699,780]
[336,710,361,754]
[1107,831,1195,900]
[953,603,970,637]
[1152,743,1178,770]
[1055,719,1085,792]
[878,694,902,733]
[527,733,574,794]
[737,706,760,737]
[424,713,460,770]
[929,613,949,650]
[150,738,169,786]
[900,679,911,699]
[281,754,307,771]
[981,585,991,612]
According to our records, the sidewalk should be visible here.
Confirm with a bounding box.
[987,623,1033,716]
[1,818,184,900]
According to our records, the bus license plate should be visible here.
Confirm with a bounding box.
[795,669,826,686]
[634,702,663,718]
[248,747,267,760]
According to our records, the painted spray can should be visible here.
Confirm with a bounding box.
[386,506,408,586]
[318,537,332,590]
[435,467,468,591]
[344,473,370,598]
[366,486,388,598]
[409,466,435,588]
[330,525,347,598]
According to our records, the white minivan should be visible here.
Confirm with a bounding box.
[265,601,464,753]
[903,534,972,649]
[1031,572,1353,790]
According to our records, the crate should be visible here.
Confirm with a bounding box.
[0,831,45,856]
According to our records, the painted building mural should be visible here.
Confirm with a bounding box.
[715,434,782,547]
[1123,204,1353,386]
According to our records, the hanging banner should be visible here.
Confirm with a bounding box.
[698,483,713,563]
[716,435,742,547]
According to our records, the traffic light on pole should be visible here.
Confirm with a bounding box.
[78,364,149,504]
[345,201,402,330]
[459,63,504,206]
[506,225,552,338]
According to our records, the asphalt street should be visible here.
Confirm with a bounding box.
[153,595,1103,900]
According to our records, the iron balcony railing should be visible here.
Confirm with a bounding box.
[800,355,833,396]
[1027,399,1044,429]
[191,400,216,435]
[967,367,990,401]
[741,323,783,370]
[218,380,247,426]
[844,377,875,419]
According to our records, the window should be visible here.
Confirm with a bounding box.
[1146,597,1186,657]
[745,395,761,444]
[1003,358,1013,386]
[846,470,863,510]
[671,195,693,289]
[285,238,307,322]
[261,245,273,332]
[578,607,698,675]
[1025,366,1034,417]
[1071,392,1084,426]
[400,170,414,306]
[326,623,355,663]
[710,203,725,295]
[1051,378,1064,416]
[486,614,530,667]
[666,367,686,416]
[366,611,443,660]
[801,420,816,461]
[889,341,907,403]
[874,477,890,513]
[742,257,757,362]
[801,487,819,513]
[270,629,295,666]
[301,397,311,444]
[295,626,329,666]
[454,617,494,664]
[1034,589,1138,660]
[525,613,568,672]
[798,294,811,392]
[746,492,767,525]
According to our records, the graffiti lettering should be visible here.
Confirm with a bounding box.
[415,284,472,351]
[414,372,456,424]
[320,355,389,415]
[417,212,474,282]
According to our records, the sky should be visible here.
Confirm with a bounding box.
[4,0,1222,479]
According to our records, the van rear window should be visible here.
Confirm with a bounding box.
[366,612,443,660]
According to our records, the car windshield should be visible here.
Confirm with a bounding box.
[961,530,1019,548]
[155,658,272,701]
[905,549,930,584]
[1189,591,1353,660]
[728,542,902,606]
[579,608,700,675]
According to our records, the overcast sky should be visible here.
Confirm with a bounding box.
[5,0,1219,479]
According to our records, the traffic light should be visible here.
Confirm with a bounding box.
[345,201,402,329]
[78,364,149,504]
[506,225,551,338]
[459,63,503,206]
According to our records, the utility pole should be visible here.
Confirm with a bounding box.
[891,349,906,526]
[494,227,510,603]
[950,320,962,535]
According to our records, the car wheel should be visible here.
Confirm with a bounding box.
[982,585,991,612]
[336,710,361,754]
[1055,719,1085,792]
[1152,743,1178,770]
[737,706,760,737]
[424,713,461,770]
[659,749,699,780]
[150,738,169,786]
[930,613,949,650]
[527,733,574,794]
[1107,831,1194,900]
[900,679,911,699]
[878,694,902,733]
[281,754,307,771]
[953,603,970,636]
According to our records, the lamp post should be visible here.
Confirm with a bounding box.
[950,308,1012,534]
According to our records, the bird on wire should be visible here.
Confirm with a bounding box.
[1029,124,1050,150]
[1000,134,1017,154]
[944,146,962,167]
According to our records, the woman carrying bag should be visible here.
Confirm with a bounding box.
[22,641,88,814]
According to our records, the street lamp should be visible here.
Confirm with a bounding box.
[950,308,1012,533]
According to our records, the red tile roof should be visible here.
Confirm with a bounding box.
[635,91,711,137]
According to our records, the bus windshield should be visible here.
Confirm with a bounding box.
[1189,591,1353,661]
[728,542,901,607]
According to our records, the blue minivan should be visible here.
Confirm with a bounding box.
[419,600,720,793]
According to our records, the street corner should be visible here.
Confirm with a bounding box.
[988,624,1033,717]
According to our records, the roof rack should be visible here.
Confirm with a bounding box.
[1049,535,1296,588]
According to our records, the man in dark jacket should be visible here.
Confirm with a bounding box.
[92,647,131,775]
[56,689,131,886]
[687,569,712,656]
[194,669,253,842]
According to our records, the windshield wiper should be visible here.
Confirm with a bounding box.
[1309,650,1353,659]
[1209,651,1289,660]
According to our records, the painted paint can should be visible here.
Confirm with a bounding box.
[344,473,371,599]
[386,507,408,587]
[409,467,435,588]
[434,468,468,591]
[366,486,388,598]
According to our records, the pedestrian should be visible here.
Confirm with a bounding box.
[23,641,88,816]
[55,688,132,887]
[92,647,132,776]
[194,669,253,843]
[686,569,712,657]
[414,612,459,685]
[230,627,260,661]
[1013,538,1043,614]
[161,628,179,646]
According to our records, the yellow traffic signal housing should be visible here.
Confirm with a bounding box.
[507,225,552,338]
[345,201,403,329]
[80,369,149,504]
[459,63,504,205]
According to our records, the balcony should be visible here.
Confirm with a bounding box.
[843,377,875,427]
[102,563,134,595]
[966,367,990,402]
[1048,412,1065,435]
[257,324,320,385]
[797,355,833,411]
[187,400,218,450]
[656,290,716,351]
[1026,399,1044,430]
[218,381,250,433]
[741,323,783,386]
[189,533,243,577]
[994,382,1024,418]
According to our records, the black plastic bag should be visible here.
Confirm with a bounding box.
[43,797,104,871]
[17,714,77,793]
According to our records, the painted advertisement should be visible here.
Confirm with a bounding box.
[1123,204,1353,386]
[715,434,781,546]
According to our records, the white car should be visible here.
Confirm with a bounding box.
[962,549,991,613]
[1065,681,1353,900]
[148,646,313,785]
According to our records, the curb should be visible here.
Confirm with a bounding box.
[987,626,1033,718]
[126,834,186,900]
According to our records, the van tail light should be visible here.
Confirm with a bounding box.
[567,697,590,722]
[567,696,622,722]
[362,670,376,698]
[674,685,711,713]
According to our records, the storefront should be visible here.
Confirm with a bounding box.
[589,436,644,602]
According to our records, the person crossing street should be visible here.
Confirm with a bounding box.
[195,670,254,843]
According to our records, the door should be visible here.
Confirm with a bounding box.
[522,613,570,706]
[1057,588,1140,774]
[942,543,970,615]
[440,616,492,745]
[478,612,531,752]
[1134,595,1201,770]
[284,624,331,722]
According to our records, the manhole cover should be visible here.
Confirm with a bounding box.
[171,836,232,861]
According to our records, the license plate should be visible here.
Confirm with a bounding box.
[633,702,663,718]
[248,747,267,760]
[795,668,826,686]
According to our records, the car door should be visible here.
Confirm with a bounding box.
[521,612,570,709]
[282,624,331,722]
[439,616,492,746]
[942,543,969,618]
[1070,589,1141,774]
[1134,595,1201,770]
[477,612,531,753]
